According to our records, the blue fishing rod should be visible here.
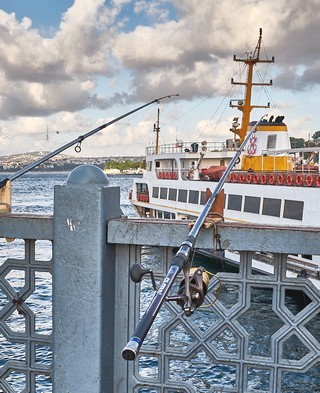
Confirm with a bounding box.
[122,114,267,361]
[0,94,179,188]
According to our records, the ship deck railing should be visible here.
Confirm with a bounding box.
[153,167,320,185]
[146,140,233,155]
[227,170,320,187]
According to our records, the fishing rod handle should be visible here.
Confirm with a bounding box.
[122,263,181,361]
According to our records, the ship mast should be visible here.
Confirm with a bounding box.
[153,108,160,154]
[230,28,274,143]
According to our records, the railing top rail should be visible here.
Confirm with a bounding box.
[0,213,53,240]
[108,217,320,255]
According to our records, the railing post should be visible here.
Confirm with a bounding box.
[53,165,122,393]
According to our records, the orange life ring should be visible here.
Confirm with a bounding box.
[233,173,239,182]
[286,174,293,186]
[246,174,253,183]
[316,175,320,187]
[276,174,284,185]
[305,174,314,187]
[239,174,245,183]
[269,173,275,185]
[261,174,267,185]
[228,173,233,182]
[296,174,303,186]
[173,172,177,180]
[253,174,260,184]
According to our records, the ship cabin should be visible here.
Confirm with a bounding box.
[145,139,236,182]
[132,115,320,223]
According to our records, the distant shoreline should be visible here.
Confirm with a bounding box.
[0,152,145,173]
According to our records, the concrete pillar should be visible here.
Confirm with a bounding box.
[53,165,122,393]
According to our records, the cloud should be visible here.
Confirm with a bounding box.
[112,0,320,103]
[1,0,320,155]
[0,0,117,119]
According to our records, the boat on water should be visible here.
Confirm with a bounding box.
[128,29,320,288]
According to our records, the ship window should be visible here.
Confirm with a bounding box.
[178,189,188,203]
[262,198,281,217]
[267,135,277,149]
[155,161,160,168]
[189,190,199,204]
[283,200,304,220]
[168,188,177,201]
[227,194,242,211]
[158,211,163,218]
[244,196,260,214]
[200,191,206,205]
[137,183,148,192]
[152,187,159,198]
[164,211,170,219]
[160,188,167,199]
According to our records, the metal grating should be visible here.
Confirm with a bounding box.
[128,247,320,393]
[0,238,52,393]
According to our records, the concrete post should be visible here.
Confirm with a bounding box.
[53,165,122,393]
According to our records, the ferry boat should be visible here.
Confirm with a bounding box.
[129,29,320,286]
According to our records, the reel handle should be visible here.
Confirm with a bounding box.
[130,263,158,291]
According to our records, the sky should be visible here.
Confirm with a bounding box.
[1,0,320,157]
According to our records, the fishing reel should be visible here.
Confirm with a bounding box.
[129,263,209,317]
[171,266,209,316]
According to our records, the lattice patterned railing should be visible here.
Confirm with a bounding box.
[1,216,320,392]
[0,238,52,393]
[127,247,320,393]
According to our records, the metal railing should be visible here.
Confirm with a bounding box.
[0,166,319,392]
[146,141,229,155]
[0,216,53,392]
[109,219,320,393]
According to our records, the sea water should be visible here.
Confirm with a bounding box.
[0,172,319,392]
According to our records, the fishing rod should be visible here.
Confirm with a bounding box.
[0,94,179,189]
[122,114,267,361]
